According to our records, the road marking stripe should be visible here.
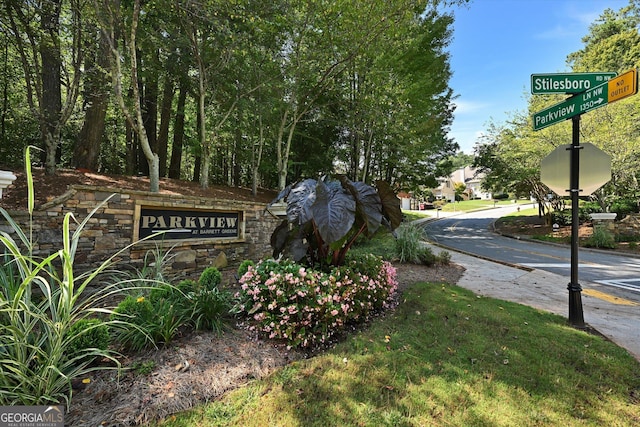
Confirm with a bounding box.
[582,289,639,306]
[520,263,602,268]
[595,279,640,294]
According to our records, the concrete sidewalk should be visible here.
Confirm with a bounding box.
[427,243,640,361]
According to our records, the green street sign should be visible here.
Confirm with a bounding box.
[531,72,616,94]
[533,69,638,131]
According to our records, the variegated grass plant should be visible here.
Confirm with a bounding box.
[0,147,155,407]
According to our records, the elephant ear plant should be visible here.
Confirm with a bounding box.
[268,176,402,268]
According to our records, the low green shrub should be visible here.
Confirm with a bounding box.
[551,209,572,226]
[233,256,397,349]
[188,287,232,333]
[66,318,111,362]
[437,250,452,265]
[237,260,254,278]
[111,293,191,351]
[579,201,602,221]
[200,266,222,290]
[112,294,155,322]
[617,234,640,243]
[110,295,155,351]
[417,246,436,265]
[147,298,188,344]
[552,208,598,225]
[113,268,234,349]
[610,198,639,219]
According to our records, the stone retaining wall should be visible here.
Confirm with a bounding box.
[0,185,280,282]
[590,213,640,237]
[617,213,640,236]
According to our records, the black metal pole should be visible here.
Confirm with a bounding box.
[568,115,585,328]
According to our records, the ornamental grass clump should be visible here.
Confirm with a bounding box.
[395,222,423,263]
[233,255,397,349]
[584,227,616,249]
[0,147,156,406]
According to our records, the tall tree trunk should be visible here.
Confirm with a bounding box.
[185,24,211,189]
[40,0,62,175]
[278,117,298,190]
[125,122,136,175]
[1,41,8,146]
[100,0,159,190]
[142,62,158,172]
[74,28,110,171]
[157,76,174,177]
[192,155,201,183]
[197,81,209,188]
[360,129,374,182]
[233,124,241,187]
[275,110,289,190]
[168,80,187,179]
[349,67,359,181]
[192,104,202,182]
[251,115,265,196]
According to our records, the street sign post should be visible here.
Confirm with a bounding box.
[533,69,637,131]
[531,72,616,94]
[532,68,638,328]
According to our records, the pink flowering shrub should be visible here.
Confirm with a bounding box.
[233,254,397,348]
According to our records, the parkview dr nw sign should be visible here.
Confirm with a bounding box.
[533,68,638,131]
[531,72,616,94]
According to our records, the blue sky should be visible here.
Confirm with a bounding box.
[446,0,630,154]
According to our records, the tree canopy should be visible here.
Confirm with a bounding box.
[0,0,465,193]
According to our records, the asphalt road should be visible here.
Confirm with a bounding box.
[421,205,640,305]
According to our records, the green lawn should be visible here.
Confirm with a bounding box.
[499,207,539,217]
[435,199,531,213]
[150,208,640,426]
[155,283,640,426]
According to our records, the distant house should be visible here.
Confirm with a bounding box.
[397,191,412,210]
[433,166,492,202]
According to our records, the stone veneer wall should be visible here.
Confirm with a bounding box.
[590,213,640,236]
[617,213,640,236]
[0,184,280,281]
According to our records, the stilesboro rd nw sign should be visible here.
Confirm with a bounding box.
[531,72,616,95]
[532,69,637,131]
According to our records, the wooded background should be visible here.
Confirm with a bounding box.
[0,0,464,194]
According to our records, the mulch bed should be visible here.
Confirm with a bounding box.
[66,263,465,426]
[0,167,277,212]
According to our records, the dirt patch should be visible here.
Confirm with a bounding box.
[493,215,593,239]
[67,263,465,426]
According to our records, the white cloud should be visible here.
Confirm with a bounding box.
[453,99,491,115]
[534,3,613,41]
[534,24,579,40]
